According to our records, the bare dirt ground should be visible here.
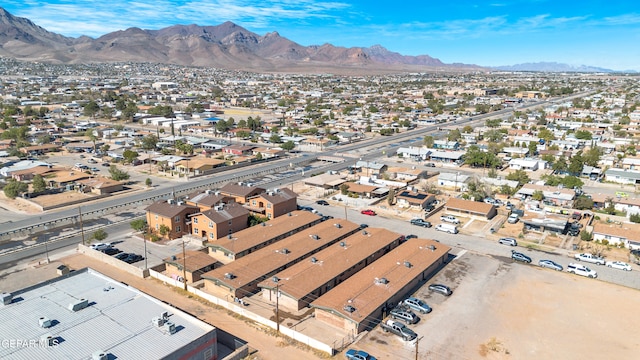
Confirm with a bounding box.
[0,191,41,215]
[352,253,640,360]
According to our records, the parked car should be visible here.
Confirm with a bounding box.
[410,218,432,228]
[345,349,377,360]
[403,297,432,314]
[101,162,111,167]
[87,158,97,164]
[389,307,418,324]
[505,202,514,211]
[315,200,329,206]
[380,320,417,341]
[428,283,453,296]
[606,261,632,271]
[538,259,563,271]
[567,263,597,278]
[90,243,111,251]
[507,213,519,224]
[114,253,130,261]
[440,215,460,224]
[101,247,121,256]
[123,254,144,264]
[511,250,532,263]
[435,223,458,234]
[361,209,376,216]
[499,237,518,246]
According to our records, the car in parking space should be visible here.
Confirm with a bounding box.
[100,247,122,256]
[435,223,458,234]
[507,213,519,224]
[315,200,329,206]
[114,252,130,261]
[410,218,432,228]
[101,162,111,167]
[567,263,597,278]
[538,259,563,271]
[90,243,112,251]
[606,261,632,271]
[403,297,432,314]
[123,254,144,264]
[389,307,418,324]
[511,250,532,263]
[428,283,453,296]
[440,215,460,224]
[345,349,377,360]
[361,209,376,216]
[498,237,518,246]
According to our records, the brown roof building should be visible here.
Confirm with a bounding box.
[444,198,497,219]
[185,190,235,210]
[245,188,298,219]
[163,250,219,284]
[207,210,323,264]
[190,202,250,241]
[76,177,124,195]
[218,182,266,204]
[201,219,361,299]
[311,238,450,334]
[145,199,200,239]
[257,227,404,311]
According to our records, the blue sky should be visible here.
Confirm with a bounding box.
[3,1,640,70]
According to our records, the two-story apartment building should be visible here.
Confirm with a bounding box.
[190,202,250,241]
[245,188,298,219]
[218,182,266,204]
[145,199,200,239]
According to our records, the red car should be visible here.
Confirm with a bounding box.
[361,209,376,216]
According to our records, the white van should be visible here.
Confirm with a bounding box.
[435,223,458,234]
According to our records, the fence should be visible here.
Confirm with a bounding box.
[148,268,335,355]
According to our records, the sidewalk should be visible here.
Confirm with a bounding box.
[60,253,323,360]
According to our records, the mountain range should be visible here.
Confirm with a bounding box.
[0,7,625,74]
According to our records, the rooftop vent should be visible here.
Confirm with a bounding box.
[92,351,108,360]
[68,298,88,312]
[164,321,176,335]
[362,230,368,235]
[375,277,389,285]
[404,261,412,268]
[311,257,317,263]
[171,255,177,261]
[205,189,213,194]
[281,248,290,254]
[310,234,319,240]
[41,334,56,347]
[343,305,356,313]
[152,316,166,327]
[334,223,342,228]
[177,201,184,206]
[224,272,235,280]
[1,292,12,306]
[39,317,53,328]
[339,241,346,247]
[261,222,267,226]
[215,190,220,195]
[429,245,436,251]
[227,234,233,239]
[168,199,175,205]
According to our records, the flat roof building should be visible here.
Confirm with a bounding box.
[311,238,450,334]
[207,210,323,264]
[257,227,404,311]
[201,219,361,299]
[0,268,217,360]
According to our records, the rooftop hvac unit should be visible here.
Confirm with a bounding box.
[430,245,436,251]
[68,298,89,312]
[177,201,184,206]
[205,189,213,194]
[152,316,166,327]
[261,222,267,226]
[339,242,346,247]
[171,255,177,261]
[227,234,233,239]
[168,199,175,205]
[224,272,235,279]
[41,334,56,347]
[343,305,356,313]
[1,292,12,306]
[334,223,342,228]
[311,257,317,263]
[214,191,220,195]
[311,234,319,240]
[281,248,290,254]
[164,321,176,335]
[362,230,368,235]
[288,212,292,216]
[376,277,389,285]
[92,351,108,360]
[161,311,169,320]
[404,261,412,268]
[39,317,53,328]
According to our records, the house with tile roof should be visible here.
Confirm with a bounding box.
[163,250,219,283]
[145,199,200,239]
[185,189,235,210]
[245,188,297,219]
[444,198,497,219]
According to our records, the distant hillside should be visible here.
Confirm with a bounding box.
[492,62,620,73]
[0,7,483,74]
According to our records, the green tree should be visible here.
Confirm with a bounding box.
[574,130,593,140]
[574,196,594,210]
[340,183,350,195]
[83,100,100,118]
[281,141,295,152]
[485,119,501,128]
[447,129,461,141]
[85,128,98,153]
[140,135,158,150]
[583,147,602,167]
[568,152,584,175]
[109,166,130,181]
[159,224,170,237]
[269,134,282,144]
[92,229,108,241]
[532,190,545,201]
[528,141,538,156]
[130,219,147,232]
[604,197,616,215]
[3,179,28,199]
[537,128,555,142]
[122,149,139,164]
[122,102,138,121]
[387,187,396,206]
[32,174,47,193]
[145,178,152,187]
[423,135,435,148]
[506,169,530,187]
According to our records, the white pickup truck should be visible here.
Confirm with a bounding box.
[440,215,460,224]
[574,253,605,265]
[380,319,417,341]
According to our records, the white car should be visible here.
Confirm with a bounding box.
[606,261,632,271]
[90,243,111,251]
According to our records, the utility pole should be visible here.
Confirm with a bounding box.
[78,207,86,245]
[143,226,148,270]
[416,336,424,360]
[272,276,280,333]
[182,240,187,291]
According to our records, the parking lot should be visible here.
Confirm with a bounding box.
[349,251,640,359]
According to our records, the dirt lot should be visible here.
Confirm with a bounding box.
[352,252,640,359]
